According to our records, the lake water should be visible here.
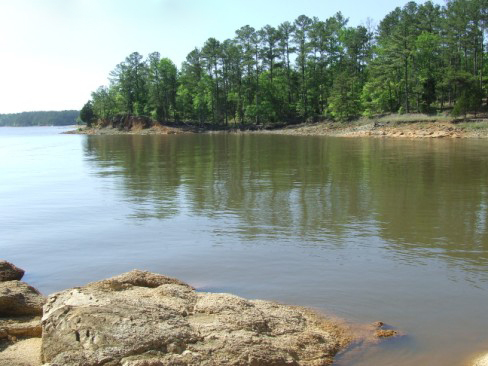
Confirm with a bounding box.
[1,126,487,365]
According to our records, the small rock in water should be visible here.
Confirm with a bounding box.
[375,329,398,338]
[371,321,399,339]
[0,260,25,282]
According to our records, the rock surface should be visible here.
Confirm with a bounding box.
[0,261,44,365]
[0,281,46,317]
[0,260,25,282]
[42,270,351,366]
[474,353,488,366]
[262,120,488,139]
[0,316,42,339]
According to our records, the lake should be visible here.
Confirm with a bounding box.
[1,126,487,365]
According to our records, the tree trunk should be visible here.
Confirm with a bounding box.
[404,58,410,113]
[480,30,484,100]
[286,45,291,106]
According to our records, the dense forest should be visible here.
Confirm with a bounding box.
[0,110,80,127]
[81,0,487,127]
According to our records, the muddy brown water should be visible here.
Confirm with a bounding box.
[1,126,487,365]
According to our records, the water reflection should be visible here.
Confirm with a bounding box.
[83,134,488,273]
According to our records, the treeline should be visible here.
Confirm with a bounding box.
[82,0,487,127]
[0,110,80,127]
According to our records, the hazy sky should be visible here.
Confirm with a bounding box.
[0,0,443,114]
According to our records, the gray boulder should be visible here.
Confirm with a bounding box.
[42,270,351,366]
[0,260,25,282]
[0,281,45,317]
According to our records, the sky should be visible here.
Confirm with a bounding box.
[0,0,444,114]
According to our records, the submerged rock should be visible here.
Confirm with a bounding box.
[0,260,25,282]
[371,321,399,339]
[0,281,45,317]
[42,270,351,366]
[375,329,398,338]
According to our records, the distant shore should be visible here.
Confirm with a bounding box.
[66,114,488,139]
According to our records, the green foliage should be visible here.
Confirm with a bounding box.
[361,80,395,115]
[449,71,483,117]
[0,110,79,127]
[109,52,148,115]
[328,72,362,121]
[80,101,95,127]
[91,86,117,119]
[147,53,178,122]
[452,86,483,117]
[83,0,487,126]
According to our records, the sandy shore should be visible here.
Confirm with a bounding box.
[0,338,41,366]
[66,119,488,139]
[259,120,488,139]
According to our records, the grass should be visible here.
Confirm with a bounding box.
[374,113,452,124]
[457,120,488,130]
[346,113,454,127]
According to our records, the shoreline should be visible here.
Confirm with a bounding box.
[66,117,488,139]
[2,262,378,365]
[2,265,487,365]
[260,120,488,139]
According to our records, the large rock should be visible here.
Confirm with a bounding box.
[0,260,24,282]
[42,270,351,366]
[0,281,45,317]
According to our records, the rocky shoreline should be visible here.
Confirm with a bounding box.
[1,260,357,365]
[0,261,44,366]
[261,120,488,139]
[2,260,486,365]
[66,119,488,139]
